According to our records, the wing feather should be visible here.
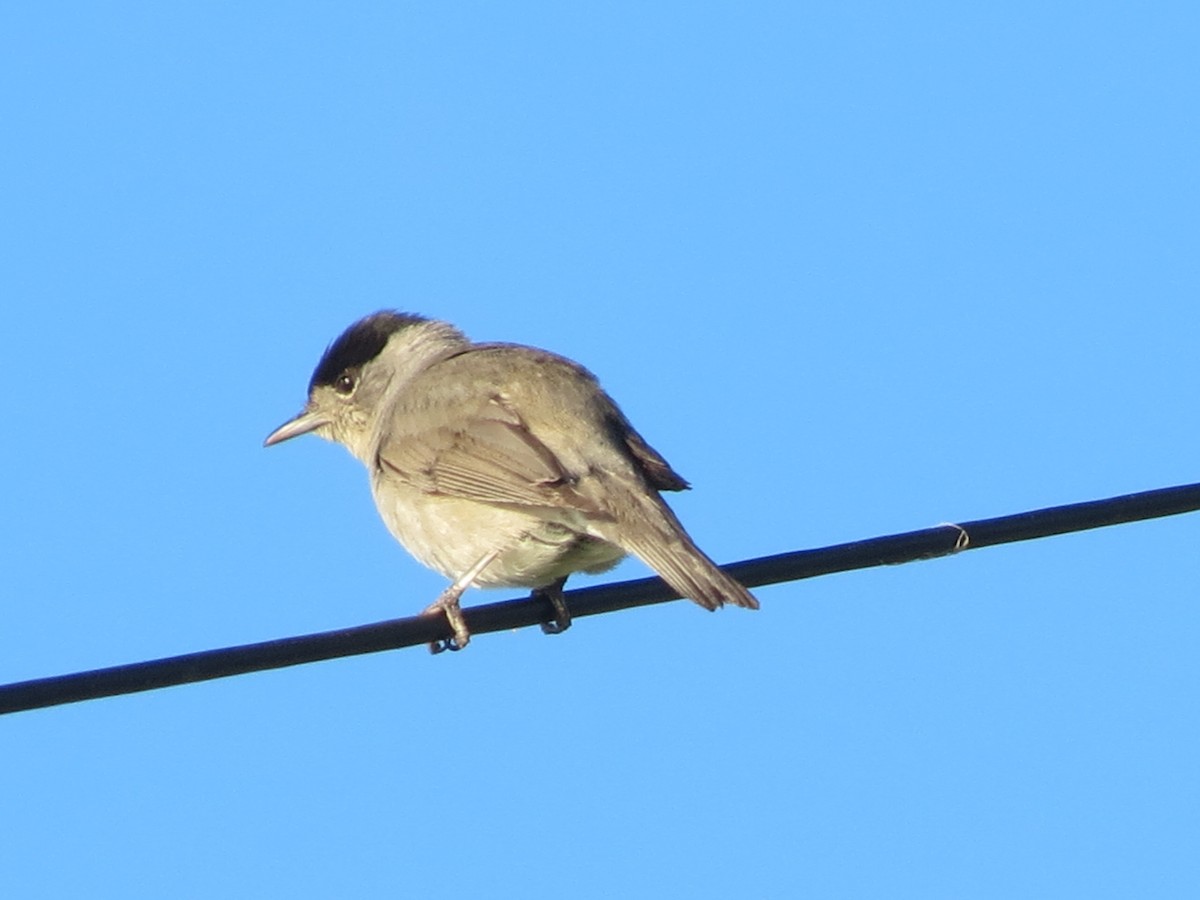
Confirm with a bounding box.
[377,398,608,516]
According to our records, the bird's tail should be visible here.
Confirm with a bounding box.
[604,492,759,612]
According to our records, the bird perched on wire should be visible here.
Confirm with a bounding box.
[265,312,758,652]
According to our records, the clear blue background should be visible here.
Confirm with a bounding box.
[3,3,1198,897]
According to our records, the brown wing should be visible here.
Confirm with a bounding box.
[376,395,610,517]
[613,415,690,493]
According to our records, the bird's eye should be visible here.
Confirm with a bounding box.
[334,371,357,395]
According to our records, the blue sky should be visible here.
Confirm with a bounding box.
[2,2,1198,897]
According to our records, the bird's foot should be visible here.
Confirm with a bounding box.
[423,550,502,654]
[535,579,572,635]
[423,589,471,654]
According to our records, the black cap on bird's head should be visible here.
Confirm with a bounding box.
[264,311,464,449]
[308,311,430,392]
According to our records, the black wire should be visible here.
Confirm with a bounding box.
[3,481,1199,716]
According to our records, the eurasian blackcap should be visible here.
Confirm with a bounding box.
[265,312,758,651]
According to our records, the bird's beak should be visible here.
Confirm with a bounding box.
[263,408,329,447]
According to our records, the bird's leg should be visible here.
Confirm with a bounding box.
[425,550,500,654]
[536,576,572,635]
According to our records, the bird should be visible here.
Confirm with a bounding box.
[264,312,758,652]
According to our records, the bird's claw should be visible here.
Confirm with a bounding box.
[429,636,467,654]
[423,592,471,654]
[535,581,572,636]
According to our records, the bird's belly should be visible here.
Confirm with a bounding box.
[372,482,624,588]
